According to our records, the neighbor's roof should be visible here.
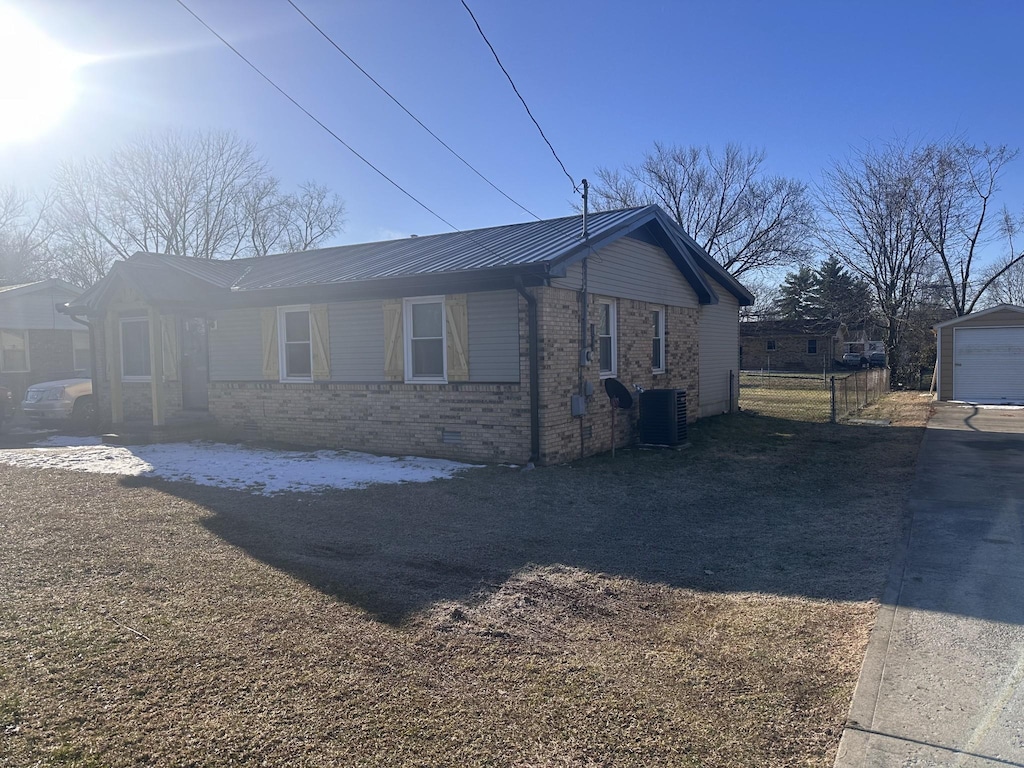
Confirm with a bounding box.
[0,279,83,298]
[70,206,753,311]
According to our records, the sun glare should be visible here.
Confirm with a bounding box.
[0,5,90,145]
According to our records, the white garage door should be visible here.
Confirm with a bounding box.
[953,327,1024,403]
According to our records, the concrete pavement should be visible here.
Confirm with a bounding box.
[836,402,1024,767]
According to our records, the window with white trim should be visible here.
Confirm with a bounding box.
[598,300,616,377]
[278,306,312,381]
[652,308,665,373]
[72,330,91,372]
[0,329,28,373]
[120,318,151,380]
[404,296,446,382]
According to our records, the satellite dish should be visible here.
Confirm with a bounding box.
[603,377,633,409]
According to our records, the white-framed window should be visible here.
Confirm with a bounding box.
[278,306,312,382]
[404,296,446,383]
[652,308,665,373]
[807,339,817,354]
[597,299,616,378]
[120,318,151,381]
[0,329,29,373]
[72,330,91,372]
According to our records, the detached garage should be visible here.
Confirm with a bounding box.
[935,304,1024,404]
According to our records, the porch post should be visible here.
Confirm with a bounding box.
[105,314,124,424]
[149,308,165,426]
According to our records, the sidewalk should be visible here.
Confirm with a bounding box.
[835,403,1024,767]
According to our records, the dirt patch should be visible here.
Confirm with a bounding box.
[0,394,926,767]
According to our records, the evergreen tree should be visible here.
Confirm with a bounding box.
[774,257,873,330]
[775,266,817,322]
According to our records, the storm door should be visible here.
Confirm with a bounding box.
[181,317,210,410]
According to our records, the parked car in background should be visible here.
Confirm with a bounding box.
[21,377,94,424]
[0,385,13,431]
[841,351,868,368]
[869,350,887,368]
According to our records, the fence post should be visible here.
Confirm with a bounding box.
[830,376,836,423]
[729,370,735,413]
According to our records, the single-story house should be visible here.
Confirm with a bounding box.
[65,205,753,464]
[934,304,1024,404]
[739,321,839,372]
[0,279,90,401]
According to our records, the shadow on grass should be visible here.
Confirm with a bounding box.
[122,413,932,626]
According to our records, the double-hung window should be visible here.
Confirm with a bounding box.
[278,306,312,381]
[404,296,446,382]
[597,299,616,377]
[120,318,151,380]
[0,329,28,373]
[652,308,665,373]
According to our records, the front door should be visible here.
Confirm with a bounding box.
[181,317,209,410]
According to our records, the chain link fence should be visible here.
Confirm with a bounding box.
[738,368,890,423]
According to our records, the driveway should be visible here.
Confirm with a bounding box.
[836,402,1024,767]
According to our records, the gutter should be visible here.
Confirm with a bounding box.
[514,277,540,465]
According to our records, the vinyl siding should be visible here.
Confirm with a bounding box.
[0,290,84,330]
[330,300,384,382]
[467,290,520,382]
[550,238,699,308]
[209,294,518,384]
[938,308,1024,400]
[209,308,263,381]
[698,285,740,417]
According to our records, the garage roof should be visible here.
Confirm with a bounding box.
[934,303,1024,329]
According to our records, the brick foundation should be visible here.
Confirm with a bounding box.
[208,381,531,463]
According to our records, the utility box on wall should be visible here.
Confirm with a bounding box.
[639,389,687,446]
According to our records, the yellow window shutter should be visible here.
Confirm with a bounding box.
[383,299,404,381]
[310,304,331,380]
[445,294,469,382]
[161,317,179,381]
[261,307,279,380]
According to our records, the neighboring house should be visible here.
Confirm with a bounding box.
[740,321,838,372]
[65,205,753,465]
[934,304,1024,404]
[0,279,90,401]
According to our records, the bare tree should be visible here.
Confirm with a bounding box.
[282,182,346,253]
[914,140,1019,316]
[0,185,52,283]
[49,129,346,282]
[819,142,934,385]
[591,143,815,278]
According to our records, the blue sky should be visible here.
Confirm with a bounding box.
[4,0,1024,253]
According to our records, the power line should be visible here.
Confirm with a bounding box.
[284,0,543,222]
[459,0,578,193]
[172,0,493,246]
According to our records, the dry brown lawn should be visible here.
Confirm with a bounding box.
[0,394,931,767]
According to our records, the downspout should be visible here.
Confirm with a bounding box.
[514,277,540,465]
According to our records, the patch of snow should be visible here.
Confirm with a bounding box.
[0,438,481,495]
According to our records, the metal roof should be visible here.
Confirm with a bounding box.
[69,205,754,310]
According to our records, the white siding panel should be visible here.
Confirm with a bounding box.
[468,290,520,382]
[698,289,740,417]
[331,301,384,381]
[550,238,699,308]
[0,290,84,330]
[209,308,263,381]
